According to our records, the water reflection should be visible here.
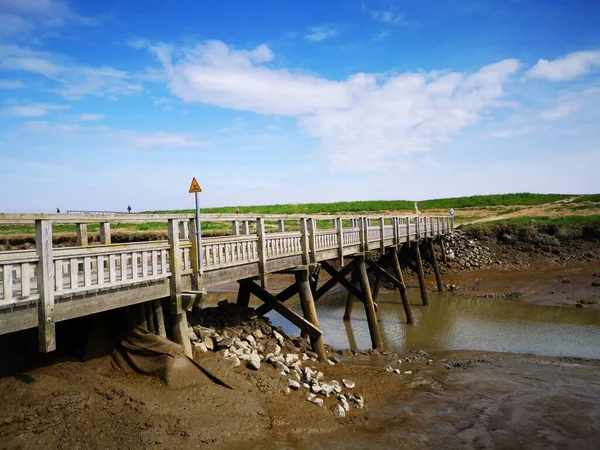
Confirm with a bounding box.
[202,290,600,359]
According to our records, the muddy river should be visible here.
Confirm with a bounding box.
[204,291,600,359]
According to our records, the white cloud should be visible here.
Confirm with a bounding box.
[74,113,103,121]
[0,78,23,88]
[371,9,407,25]
[142,40,520,170]
[16,120,211,149]
[4,102,70,117]
[488,127,535,138]
[305,26,339,42]
[0,0,101,37]
[0,44,143,99]
[526,50,600,81]
[540,99,584,120]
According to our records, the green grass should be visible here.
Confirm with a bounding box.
[497,207,523,215]
[146,193,575,216]
[572,194,600,203]
[570,204,600,211]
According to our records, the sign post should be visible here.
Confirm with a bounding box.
[189,177,203,275]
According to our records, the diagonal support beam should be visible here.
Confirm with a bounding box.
[254,281,300,316]
[365,259,405,290]
[314,258,360,301]
[246,281,321,339]
[320,260,365,303]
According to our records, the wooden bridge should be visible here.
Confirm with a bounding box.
[0,213,453,360]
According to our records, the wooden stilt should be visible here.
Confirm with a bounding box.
[302,268,320,339]
[153,300,167,337]
[414,243,429,306]
[136,304,148,330]
[343,320,358,352]
[295,268,327,362]
[391,249,414,324]
[428,239,444,292]
[172,313,193,358]
[145,302,156,333]
[372,270,382,302]
[440,237,448,264]
[343,269,358,321]
[254,282,299,316]
[236,279,252,309]
[357,257,383,349]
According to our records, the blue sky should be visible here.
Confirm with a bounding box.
[0,0,599,213]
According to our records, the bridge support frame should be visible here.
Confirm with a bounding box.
[413,242,429,306]
[428,239,444,292]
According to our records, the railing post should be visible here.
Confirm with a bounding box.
[242,220,250,235]
[379,216,385,250]
[415,216,421,241]
[278,219,285,232]
[257,218,267,287]
[36,219,55,353]
[99,223,111,245]
[179,221,189,239]
[300,218,310,265]
[336,217,344,265]
[189,218,200,290]
[423,216,428,238]
[358,217,367,252]
[76,223,88,246]
[308,218,317,263]
[232,220,240,236]
[168,219,192,358]
[406,216,410,243]
[392,217,399,247]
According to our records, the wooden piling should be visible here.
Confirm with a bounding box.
[145,302,156,333]
[357,257,383,349]
[236,279,252,309]
[428,239,443,292]
[391,249,413,324]
[153,300,167,337]
[372,270,382,303]
[136,303,148,330]
[440,237,448,264]
[99,223,111,245]
[295,268,327,362]
[414,243,429,306]
[36,220,56,352]
[343,269,358,321]
[76,223,88,246]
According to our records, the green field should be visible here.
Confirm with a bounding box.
[146,193,574,215]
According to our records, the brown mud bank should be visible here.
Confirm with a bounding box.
[0,349,598,450]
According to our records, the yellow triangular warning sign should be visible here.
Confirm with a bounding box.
[189,177,202,193]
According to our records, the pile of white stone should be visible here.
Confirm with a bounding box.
[384,351,433,376]
[188,320,363,417]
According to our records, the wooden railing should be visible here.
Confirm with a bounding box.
[0,214,453,318]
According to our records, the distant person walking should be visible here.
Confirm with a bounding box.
[450,208,455,217]
[127,205,132,214]
[56,208,60,213]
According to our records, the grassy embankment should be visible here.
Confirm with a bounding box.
[1,193,599,243]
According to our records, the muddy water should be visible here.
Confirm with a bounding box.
[204,290,600,359]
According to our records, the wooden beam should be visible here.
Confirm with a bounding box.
[76,223,88,246]
[256,218,267,287]
[391,249,413,324]
[320,260,364,302]
[153,299,167,337]
[295,269,327,361]
[357,257,383,349]
[440,237,448,264]
[254,281,299,316]
[246,281,321,339]
[428,239,444,292]
[414,243,429,306]
[236,278,252,309]
[314,258,359,301]
[36,219,55,353]
[99,222,111,245]
[343,268,359,321]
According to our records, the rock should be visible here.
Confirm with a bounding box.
[188,327,199,342]
[203,336,215,351]
[193,342,208,352]
[315,371,324,382]
[393,369,401,374]
[289,379,300,390]
[284,353,299,365]
[327,360,335,365]
[247,353,261,370]
[333,405,346,417]
[271,360,289,373]
[225,355,241,368]
[417,350,429,357]
[273,331,285,346]
[340,398,350,412]
[320,383,335,397]
[217,349,229,358]
[302,353,310,360]
[385,366,394,373]
[351,394,364,409]
[329,354,341,364]
[244,335,256,346]
[311,383,322,394]
[305,351,318,360]
[302,382,310,389]
[264,342,281,356]
[216,337,234,350]
[193,325,214,340]
[342,379,355,389]
[252,329,264,339]
[404,371,413,375]
[427,359,433,365]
